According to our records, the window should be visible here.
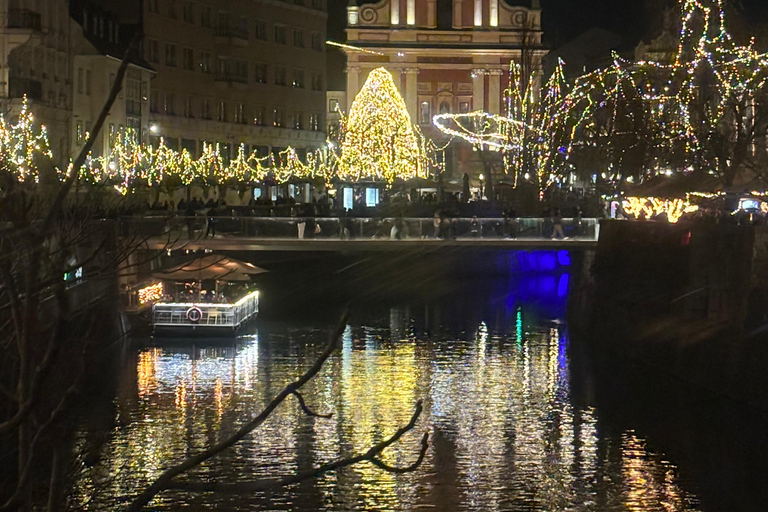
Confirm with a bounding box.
[309,113,319,131]
[200,51,212,73]
[168,0,177,18]
[459,101,470,113]
[238,16,248,36]
[182,48,194,70]
[218,11,229,30]
[234,103,245,124]
[292,69,304,88]
[292,112,303,130]
[274,25,286,44]
[217,101,227,122]
[253,105,265,125]
[183,96,193,117]
[201,99,211,119]
[254,63,267,83]
[419,101,431,124]
[328,98,339,112]
[293,28,304,48]
[165,43,177,66]
[147,39,159,62]
[311,32,323,51]
[183,2,194,23]
[255,19,267,40]
[164,92,175,115]
[108,123,116,145]
[150,90,159,112]
[439,101,450,114]
[77,68,83,94]
[200,6,212,27]
[235,59,248,81]
[148,0,158,14]
[217,56,227,76]
[275,66,286,86]
[85,70,91,95]
[272,107,282,127]
[76,121,84,144]
[311,72,322,91]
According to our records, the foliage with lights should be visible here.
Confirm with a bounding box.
[434,60,569,198]
[435,0,768,203]
[0,99,55,187]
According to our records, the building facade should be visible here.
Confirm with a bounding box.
[142,0,328,161]
[344,0,545,179]
[0,0,73,165]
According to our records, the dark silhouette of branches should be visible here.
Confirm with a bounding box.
[125,311,429,512]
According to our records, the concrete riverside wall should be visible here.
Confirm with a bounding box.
[575,220,768,409]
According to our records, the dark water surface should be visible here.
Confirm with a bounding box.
[73,274,765,511]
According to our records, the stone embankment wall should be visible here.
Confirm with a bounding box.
[575,220,768,408]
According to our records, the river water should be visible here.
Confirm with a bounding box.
[73,272,763,511]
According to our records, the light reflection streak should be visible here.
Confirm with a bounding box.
[77,317,701,511]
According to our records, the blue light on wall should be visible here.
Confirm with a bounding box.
[517,250,570,272]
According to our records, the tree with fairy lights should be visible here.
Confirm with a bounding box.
[337,67,425,183]
[433,60,569,199]
[558,0,768,188]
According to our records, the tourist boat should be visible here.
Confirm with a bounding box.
[146,254,266,337]
[152,290,259,337]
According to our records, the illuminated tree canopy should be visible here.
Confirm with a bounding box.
[338,67,425,183]
[436,0,768,192]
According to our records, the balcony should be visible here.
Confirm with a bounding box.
[214,72,248,88]
[214,26,249,47]
[7,9,42,31]
[9,77,43,100]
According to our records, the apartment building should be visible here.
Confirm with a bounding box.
[70,1,153,160]
[0,0,153,166]
[0,0,73,164]
[143,0,328,161]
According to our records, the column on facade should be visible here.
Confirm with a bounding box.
[427,0,436,27]
[404,68,419,121]
[453,0,463,28]
[471,69,485,112]
[346,65,361,112]
[390,0,399,25]
[488,69,503,114]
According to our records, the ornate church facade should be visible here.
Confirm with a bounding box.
[344,0,545,181]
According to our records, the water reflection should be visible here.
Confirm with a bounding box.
[76,283,702,511]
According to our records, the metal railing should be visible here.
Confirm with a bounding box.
[153,290,259,329]
[125,215,599,241]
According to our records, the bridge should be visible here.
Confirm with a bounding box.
[126,216,600,252]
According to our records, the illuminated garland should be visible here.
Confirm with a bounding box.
[621,196,699,223]
[433,60,569,197]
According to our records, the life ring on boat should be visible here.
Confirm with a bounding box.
[186,306,203,323]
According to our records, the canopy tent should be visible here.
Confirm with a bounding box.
[153,255,268,282]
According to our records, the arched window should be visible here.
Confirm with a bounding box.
[439,101,450,114]
[419,101,431,124]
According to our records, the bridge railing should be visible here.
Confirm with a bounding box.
[122,215,599,240]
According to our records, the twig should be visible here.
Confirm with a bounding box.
[291,390,332,419]
[168,401,428,493]
[125,310,350,512]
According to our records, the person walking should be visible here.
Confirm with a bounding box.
[552,208,565,239]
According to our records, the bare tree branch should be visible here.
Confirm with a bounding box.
[125,311,350,512]
[168,402,429,493]
[291,390,332,419]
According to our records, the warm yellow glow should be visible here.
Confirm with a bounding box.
[338,68,425,183]
[622,197,699,223]
[138,282,163,305]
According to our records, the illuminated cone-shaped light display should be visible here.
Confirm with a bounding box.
[338,67,423,183]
